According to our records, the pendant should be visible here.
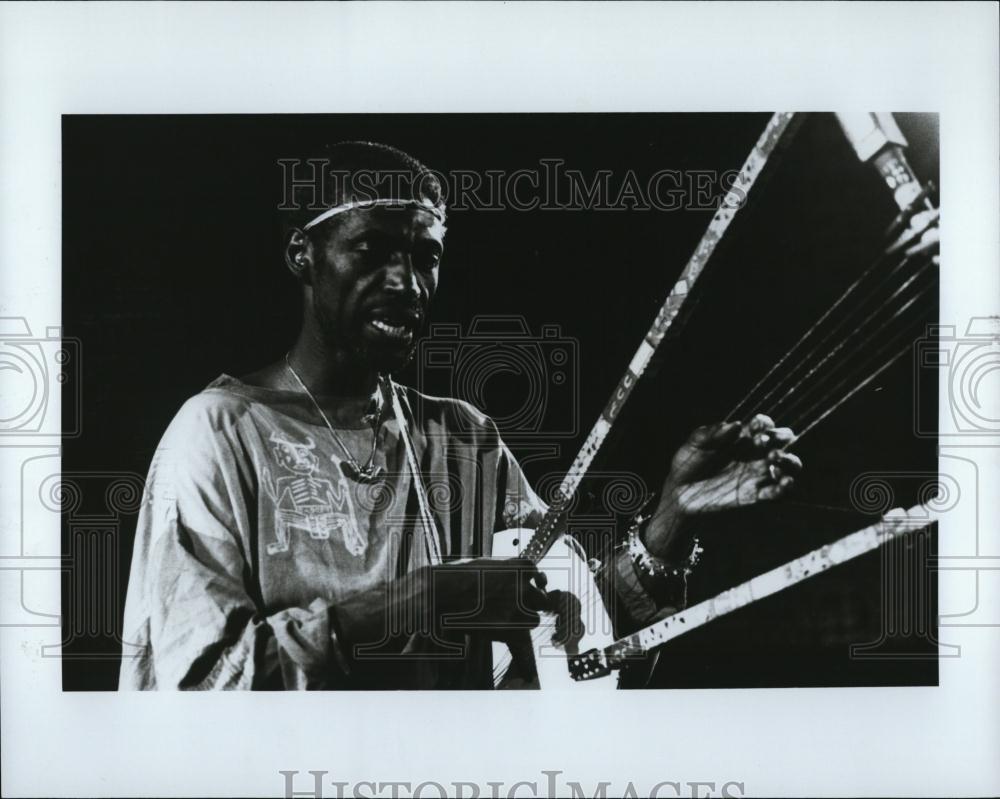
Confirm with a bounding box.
[340,460,384,483]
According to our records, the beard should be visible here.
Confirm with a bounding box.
[353,334,420,375]
[313,294,420,376]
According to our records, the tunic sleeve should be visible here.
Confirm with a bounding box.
[119,392,349,690]
[496,443,549,532]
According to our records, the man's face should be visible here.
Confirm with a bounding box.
[308,206,445,373]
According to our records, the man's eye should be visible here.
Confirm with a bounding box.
[354,239,439,269]
[419,252,441,270]
[414,247,442,271]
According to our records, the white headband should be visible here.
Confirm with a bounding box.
[302,198,445,230]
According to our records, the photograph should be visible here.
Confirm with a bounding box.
[59,111,941,692]
[1,3,997,798]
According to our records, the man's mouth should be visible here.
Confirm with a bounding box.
[364,308,422,345]
[369,318,412,341]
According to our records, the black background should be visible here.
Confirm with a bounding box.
[62,113,939,690]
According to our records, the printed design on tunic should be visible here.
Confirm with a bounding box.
[503,497,540,530]
[261,431,367,557]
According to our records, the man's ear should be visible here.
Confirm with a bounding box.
[284,228,313,285]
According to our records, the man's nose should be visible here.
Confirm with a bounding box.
[383,252,420,296]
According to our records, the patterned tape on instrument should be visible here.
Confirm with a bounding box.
[521,112,798,563]
[568,504,936,680]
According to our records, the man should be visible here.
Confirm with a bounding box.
[120,141,801,690]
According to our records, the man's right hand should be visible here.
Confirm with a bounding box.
[335,557,556,658]
[429,557,550,642]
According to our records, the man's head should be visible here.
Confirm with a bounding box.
[283,141,447,375]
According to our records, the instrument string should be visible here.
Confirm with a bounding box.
[768,267,935,422]
[660,259,934,520]
[609,251,939,676]
[789,317,929,441]
[494,286,936,683]
[885,209,940,256]
[780,297,933,429]
[726,210,939,422]
[619,229,937,580]
[495,138,940,683]
[737,253,927,421]
[725,250,900,421]
[881,182,935,243]
[552,246,936,615]
[605,304,926,683]
[779,499,872,516]
[494,112,801,685]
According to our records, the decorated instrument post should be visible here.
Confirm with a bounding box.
[519,112,799,565]
[569,505,938,680]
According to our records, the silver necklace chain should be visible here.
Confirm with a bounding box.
[284,353,384,482]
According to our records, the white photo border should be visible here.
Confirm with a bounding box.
[1,2,998,797]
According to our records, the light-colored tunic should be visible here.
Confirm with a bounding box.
[120,375,665,690]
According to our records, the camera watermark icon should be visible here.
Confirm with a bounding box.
[914,317,1000,438]
[0,316,82,438]
[417,316,579,442]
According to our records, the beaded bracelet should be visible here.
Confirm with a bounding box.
[625,512,703,581]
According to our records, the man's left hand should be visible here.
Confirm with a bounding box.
[643,413,802,558]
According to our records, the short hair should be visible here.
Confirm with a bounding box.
[280,141,446,234]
